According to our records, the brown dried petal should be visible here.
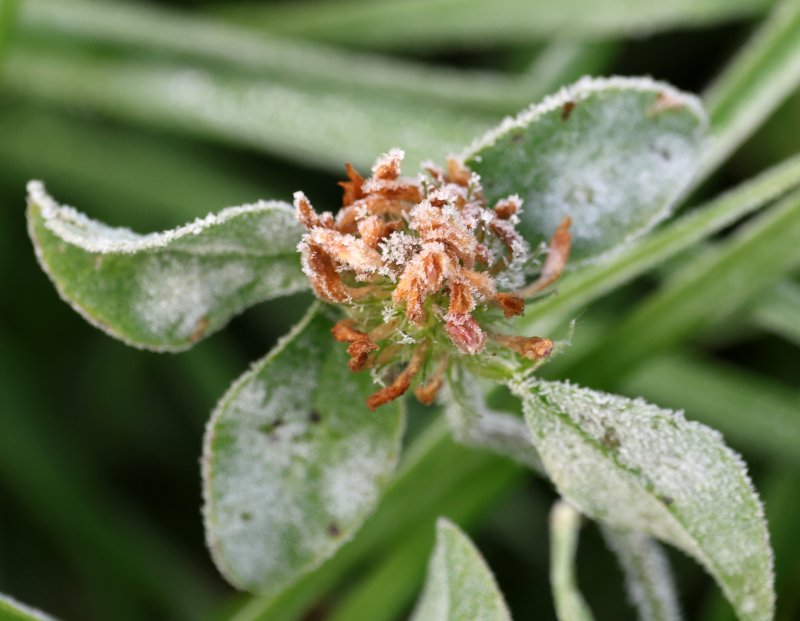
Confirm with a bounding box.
[308,228,383,275]
[494,292,525,318]
[331,319,366,343]
[367,343,429,411]
[338,162,364,206]
[444,313,486,355]
[446,157,472,187]
[294,191,334,230]
[302,243,348,302]
[347,339,379,372]
[447,279,474,315]
[461,269,495,301]
[516,216,572,298]
[393,246,455,324]
[494,334,554,360]
[372,148,404,180]
[493,196,520,220]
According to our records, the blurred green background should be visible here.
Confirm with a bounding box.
[1,1,799,620]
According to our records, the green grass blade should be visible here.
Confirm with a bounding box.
[217,0,775,51]
[550,501,596,621]
[18,0,530,114]
[0,47,492,172]
[0,105,275,222]
[0,594,56,621]
[749,278,800,345]
[700,0,800,179]
[622,352,800,469]
[567,188,800,384]
[520,153,800,334]
[602,528,682,621]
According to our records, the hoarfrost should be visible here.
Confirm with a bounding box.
[27,181,308,351]
[512,378,774,621]
[411,519,512,621]
[203,310,404,593]
[463,76,707,262]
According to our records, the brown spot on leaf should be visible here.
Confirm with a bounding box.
[659,494,674,506]
[602,426,621,450]
[259,418,284,435]
[648,91,685,117]
[327,522,341,537]
[190,316,210,343]
[308,410,322,424]
[511,131,524,144]
[561,100,576,121]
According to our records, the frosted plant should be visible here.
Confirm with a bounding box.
[26,76,774,621]
[295,149,569,410]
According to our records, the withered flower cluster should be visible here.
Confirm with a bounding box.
[295,148,571,410]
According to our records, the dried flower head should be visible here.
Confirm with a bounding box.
[296,148,571,410]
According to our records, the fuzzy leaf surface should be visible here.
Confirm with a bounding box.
[512,378,773,621]
[26,181,307,351]
[465,76,707,261]
[411,519,512,621]
[202,307,404,594]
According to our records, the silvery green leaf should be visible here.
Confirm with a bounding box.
[465,76,707,262]
[511,378,773,621]
[0,594,56,621]
[202,306,405,594]
[27,181,307,351]
[411,518,512,621]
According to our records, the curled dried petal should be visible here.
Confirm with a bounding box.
[446,157,472,187]
[444,312,486,355]
[393,245,456,324]
[339,162,364,206]
[414,356,447,406]
[300,242,349,302]
[347,339,378,372]
[494,292,525,318]
[372,147,405,180]
[331,319,366,343]
[494,194,522,220]
[447,279,474,315]
[366,342,429,411]
[294,191,334,230]
[493,333,554,360]
[308,228,383,276]
[516,216,572,298]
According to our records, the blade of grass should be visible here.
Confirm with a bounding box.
[326,457,528,621]
[699,0,800,180]
[0,336,217,621]
[18,0,532,114]
[520,153,800,335]
[622,352,800,468]
[216,0,775,51]
[0,104,276,222]
[550,501,595,621]
[748,278,800,346]
[0,47,493,172]
[566,188,800,385]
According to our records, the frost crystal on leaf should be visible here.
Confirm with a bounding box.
[295,150,573,409]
